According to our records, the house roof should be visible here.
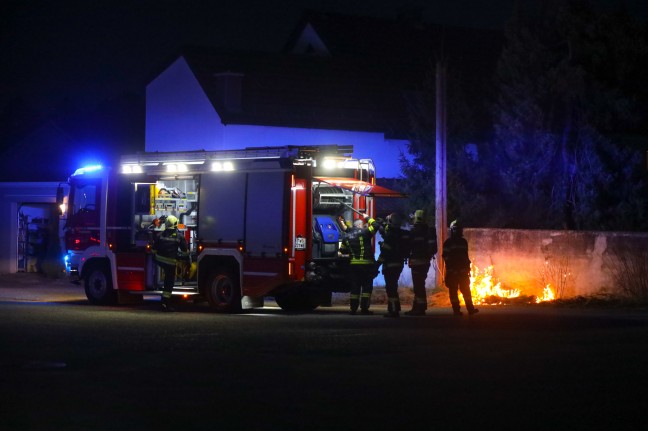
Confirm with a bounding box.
[181,47,413,138]
[177,11,504,140]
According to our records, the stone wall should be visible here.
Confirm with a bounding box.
[463,228,648,299]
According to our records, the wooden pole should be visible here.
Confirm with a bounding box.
[435,60,447,286]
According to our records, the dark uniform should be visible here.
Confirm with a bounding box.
[442,220,478,316]
[152,216,188,311]
[377,213,410,318]
[340,215,378,315]
[406,210,437,316]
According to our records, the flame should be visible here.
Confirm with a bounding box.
[536,284,555,303]
[469,265,520,305]
[467,264,556,305]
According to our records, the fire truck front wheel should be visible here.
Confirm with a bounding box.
[205,269,242,313]
[84,263,116,305]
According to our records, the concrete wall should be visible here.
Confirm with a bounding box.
[464,228,648,299]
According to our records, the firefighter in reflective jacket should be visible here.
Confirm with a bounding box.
[406,210,437,316]
[340,214,378,315]
[443,220,479,316]
[377,213,410,318]
[152,215,188,311]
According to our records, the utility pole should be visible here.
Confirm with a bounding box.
[435,60,447,287]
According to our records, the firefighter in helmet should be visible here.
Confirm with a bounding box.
[377,212,410,318]
[442,220,479,316]
[406,210,437,316]
[152,215,188,312]
[340,213,379,315]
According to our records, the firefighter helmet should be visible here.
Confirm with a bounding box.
[165,215,179,229]
[387,212,402,226]
[413,209,425,223]
[450,219,463,236]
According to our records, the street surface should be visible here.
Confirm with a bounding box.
[1,273,647,431]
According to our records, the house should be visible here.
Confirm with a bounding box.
[144,11,503,179]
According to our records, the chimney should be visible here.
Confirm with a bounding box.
[213,72,244,113]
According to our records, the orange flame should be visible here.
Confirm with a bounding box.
[535,284,556,303]
[469,265,519,305]
[468,264,556,305]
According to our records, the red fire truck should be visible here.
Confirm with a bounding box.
[63,145,402,312]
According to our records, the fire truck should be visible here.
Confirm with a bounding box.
[62,145,403,312]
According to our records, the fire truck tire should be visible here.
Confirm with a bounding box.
[84,264,116,305]
[205,269,242,313]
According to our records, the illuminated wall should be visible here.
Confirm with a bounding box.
[465,228,648,298]
[145,57,408,178]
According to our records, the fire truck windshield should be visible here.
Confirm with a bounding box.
[68,178,101,226]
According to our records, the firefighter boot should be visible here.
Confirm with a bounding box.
[405,298,426,316]
[466,299,480,316]
[384,297,400,318]
[350,295,360,315]
[161,292,176,312]
[451,302,462,316]
[360,295,374,315]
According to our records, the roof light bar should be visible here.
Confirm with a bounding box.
[211,161,235,172]
[121,164,143,174]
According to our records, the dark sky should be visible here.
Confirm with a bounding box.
[1,0,647,120]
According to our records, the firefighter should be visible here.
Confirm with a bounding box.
[152,215,188,312]
[377,212,410,318]
[340,213,378,315]
[405,210,437,316]
[442,220,479,316]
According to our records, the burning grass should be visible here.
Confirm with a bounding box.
[468,264,556,306]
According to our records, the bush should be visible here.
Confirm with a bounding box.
[604,245,648,303]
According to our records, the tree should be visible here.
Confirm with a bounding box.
[492,0,648,230]
[402,60,496,227]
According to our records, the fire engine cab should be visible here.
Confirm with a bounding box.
[63,145,402,312]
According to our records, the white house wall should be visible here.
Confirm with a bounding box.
[145,58,409,178]
[146,57,223,151]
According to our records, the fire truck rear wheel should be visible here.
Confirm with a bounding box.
[84,264,116,305]
[206,269,242,313]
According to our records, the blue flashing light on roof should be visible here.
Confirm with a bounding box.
[73,164,103,176]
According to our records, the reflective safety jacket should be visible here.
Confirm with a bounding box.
[442,234,471,274]
[378,223,410,268]
[408,222,437,267]
[340,218,377,265]
[152,229,188,266]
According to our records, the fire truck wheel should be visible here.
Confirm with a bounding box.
[205,269,242,313]
[84,264,116,305]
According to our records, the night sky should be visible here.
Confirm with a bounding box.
[1,0,519,118]
[3,0,647,120]
[1,0,647,178]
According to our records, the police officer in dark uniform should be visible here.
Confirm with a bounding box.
[340,214,378,315]
[152,215,188,312]
[377,213,410,318]
[442,220,479,316]
[405,210,437,316]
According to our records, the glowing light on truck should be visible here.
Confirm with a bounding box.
[73,164,103,176]
[166,163,188,173]
[211,161,235,171]
[122,164,143,174]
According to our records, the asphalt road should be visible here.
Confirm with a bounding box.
[1,274,648,431]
